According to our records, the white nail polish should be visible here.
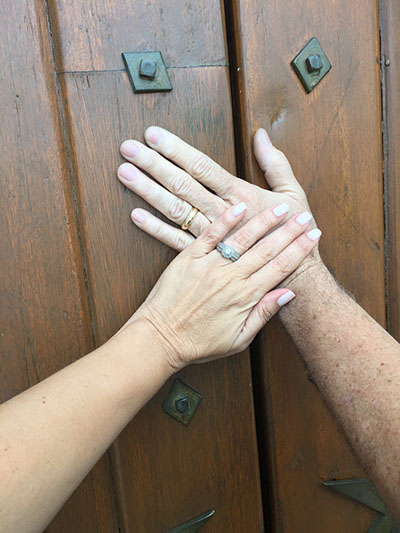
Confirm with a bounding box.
[296,211,313,225]
[307,228,322,241]
[232,202,247,216]
[277,291,296,306]
[273,203,289,217]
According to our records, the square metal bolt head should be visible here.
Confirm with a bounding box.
[122,51,172,93]
[291,37,331,93]
[139,59,157,79]
[162,379,202,426]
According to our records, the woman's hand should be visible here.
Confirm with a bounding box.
[131,202,321,372]
[117,127,316,259]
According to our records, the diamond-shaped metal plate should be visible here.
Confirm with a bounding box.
[162,379,202,426]
[122,51,172,93]
[291,37,331,93]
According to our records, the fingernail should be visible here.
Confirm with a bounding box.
[296,211,312,225]
[260,128,272,146]
[273,203,289,217]
[145,127,163,146]
[118,164,137,181]
[277,291,296,306]
[232,202,247,216]
[307,228,322,241]
[120,140,140,159]
[131,209,146,223]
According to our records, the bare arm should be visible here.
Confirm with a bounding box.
[0,321,172,532]
[282,257,400,518]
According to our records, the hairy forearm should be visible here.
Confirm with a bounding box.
[0,320,171,533]
[280,259,400,517]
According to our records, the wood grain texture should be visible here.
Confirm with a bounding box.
[47,0,227,72]
[59,67,264,531]
[381,0,400,342]
[0,1,118,531]
[227,0,384,530]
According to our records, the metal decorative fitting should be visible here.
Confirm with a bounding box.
[162,379,202,425]
[164,510,215,533]
[291,37,331,93]
[122,51,172,93]
[324,479,400,532]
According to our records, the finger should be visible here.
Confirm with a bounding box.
[120,139,225,220]
[253,128,306,197]
[250,228,321,291]
[118,163,209,236]
[131,209,195,251]
[240,289,296,344]
[192,202,247,255]
[223,203,289,255]
[143,126,236,198]
[238,211,314,275]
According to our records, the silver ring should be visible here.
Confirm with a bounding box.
[216,242,241,262]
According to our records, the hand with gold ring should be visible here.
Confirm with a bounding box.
[117,126,321,286]
[131,202,321,370]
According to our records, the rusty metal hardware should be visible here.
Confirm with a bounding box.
[162,379,202,425]
[291,37,331,93]
[164,509,215,533]
[122,51,172,93]
[324,479,400,532]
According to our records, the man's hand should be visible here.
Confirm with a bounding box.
[117,127,317,255]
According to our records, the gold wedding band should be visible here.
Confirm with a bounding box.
[181,207,199,230]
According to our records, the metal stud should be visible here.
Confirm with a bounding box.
[122,51,172,93]
[162,379,202,425]
[291,37,331,93]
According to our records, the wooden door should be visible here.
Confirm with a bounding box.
[0,0,395,531]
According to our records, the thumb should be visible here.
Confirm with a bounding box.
[253,128,305,197]
[239,289,296,346]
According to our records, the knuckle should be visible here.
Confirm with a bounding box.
[173,233,190,251]
[236,228,254,250]
[168,198,188,222]
[170,172,193,197]
[190,154,214,179]
[284,221,302,238]
[260,305,274,323]
[273,252,293,276]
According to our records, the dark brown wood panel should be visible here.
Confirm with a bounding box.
[228,0,384,530]
[381,0,400,342]
[59,66,264,531]
[0,1,118,531]
[48,0,227,72]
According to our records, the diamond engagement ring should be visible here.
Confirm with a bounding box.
[216,242,241,262]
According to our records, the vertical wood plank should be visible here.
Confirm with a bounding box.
[0,1,118,530]
[59,67,264,532]
[227,0,385,530]
[47,0,265,529]
[381,0,400,342]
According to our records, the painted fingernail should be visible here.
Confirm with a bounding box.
[131,209,146,223]
[273,203,289,217]
[118,164,137,181]
[277,291,296,307]
[120,140,140,159]
[260,128,272,146]
[307,228,322,241]
[145,127,163,146]
[296,211,313,225]
[232,202,247,216]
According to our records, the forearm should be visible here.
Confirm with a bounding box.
[0,319,172,533]
[279,258,400,517]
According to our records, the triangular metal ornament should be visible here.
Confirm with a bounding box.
[164,509,215,533]
[324,479,400,532]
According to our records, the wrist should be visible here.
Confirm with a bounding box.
[283,248,327,292]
